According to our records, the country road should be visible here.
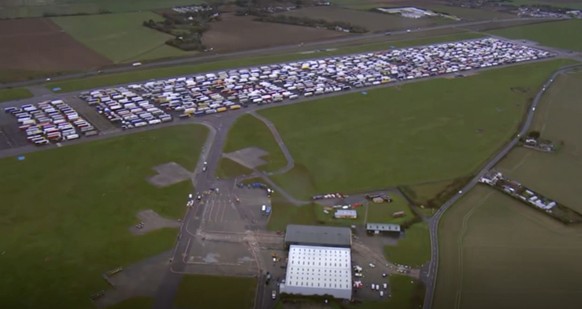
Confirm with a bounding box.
[421,63,582,309]
[0,17,561,90]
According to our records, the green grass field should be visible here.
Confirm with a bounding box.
[434,69,582,309]
[107,297,153,309]
[222,114,287,173]
[260,59,574,199]
[490,19,582,52]
[52,12,193,63]
[45,32,481,92]
[0,0,203,18]
[216,158,253,179]
[0,125,207,309]
[366,195,415,225]
[0,87,33,103]
[267,193,317,231]
[174,275,256,309]
[384,222,430,267]
[509,0,582,9]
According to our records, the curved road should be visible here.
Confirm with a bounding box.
[422,63,582,309]
[248,111,295,175]
[0,17,560,90]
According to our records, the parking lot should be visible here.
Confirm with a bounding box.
[2,99,98,147]
[78,38,552,131]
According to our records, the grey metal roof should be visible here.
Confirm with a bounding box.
[285,225,352,247]
[366,223,401,232]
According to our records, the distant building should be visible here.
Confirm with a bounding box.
[334,209,357,219]
[366,223,401,234]
[284,225,352,248]
[279,245,352,299]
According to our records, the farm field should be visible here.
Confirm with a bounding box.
[0,0,202,18]
[0,88,33,103]
[509,0,582,9]
[433,69,582,309]
[490,19,582,52]
[203,13,345,53]
[422,4,515,20]
[174,275,256,309]
[0,18,109,78]
[260,59,574,199]
[45,30,479,93]
[221,114,287,173]
[52,12,193,63]
[282,6,452,32]
[0,125,208,309]
[384,222,430,267]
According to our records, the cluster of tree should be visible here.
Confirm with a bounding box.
[42,9,111,17]
[254,15,368,33]
[143,6,219,51]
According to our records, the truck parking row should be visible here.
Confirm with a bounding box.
[75,38,551,129]
[4,100,97,146]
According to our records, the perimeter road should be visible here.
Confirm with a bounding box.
[422,63,582,309]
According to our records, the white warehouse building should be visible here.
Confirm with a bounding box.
[280,245,352,299]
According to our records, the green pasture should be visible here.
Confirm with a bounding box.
[222,114,287,173]
[0,87,33,103]
[260,59,574,199]
[0,125,207,309]
[384,222,430,267]
[434,69,582,309]
[509,0,582,9]
[46,31,481,92]
[490,19,582,52]
[0,0,203,18]
[52,12,192,63]
[174,275,256,309]
[267,193,317,231]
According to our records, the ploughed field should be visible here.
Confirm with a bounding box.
[202,13,346,53]
[0,18,110,77]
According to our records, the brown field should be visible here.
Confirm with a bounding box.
[0,18,110,73]
[282,6,452,32]
[202,13,346,53]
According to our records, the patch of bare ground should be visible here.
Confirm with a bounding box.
[202,13,347,53]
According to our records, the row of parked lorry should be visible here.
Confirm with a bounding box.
[4,100,97,145]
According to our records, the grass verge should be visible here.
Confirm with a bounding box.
[384,222,430,267]
[489,19,582,52]
[0,87,33,103]
[174,275,256,309]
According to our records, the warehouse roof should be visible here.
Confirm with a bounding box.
[285,225,352,247]
[280,245,352,299]
[366,223,401,232]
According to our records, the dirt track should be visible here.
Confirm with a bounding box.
[0,18,110,71]
[202,13,347,53]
